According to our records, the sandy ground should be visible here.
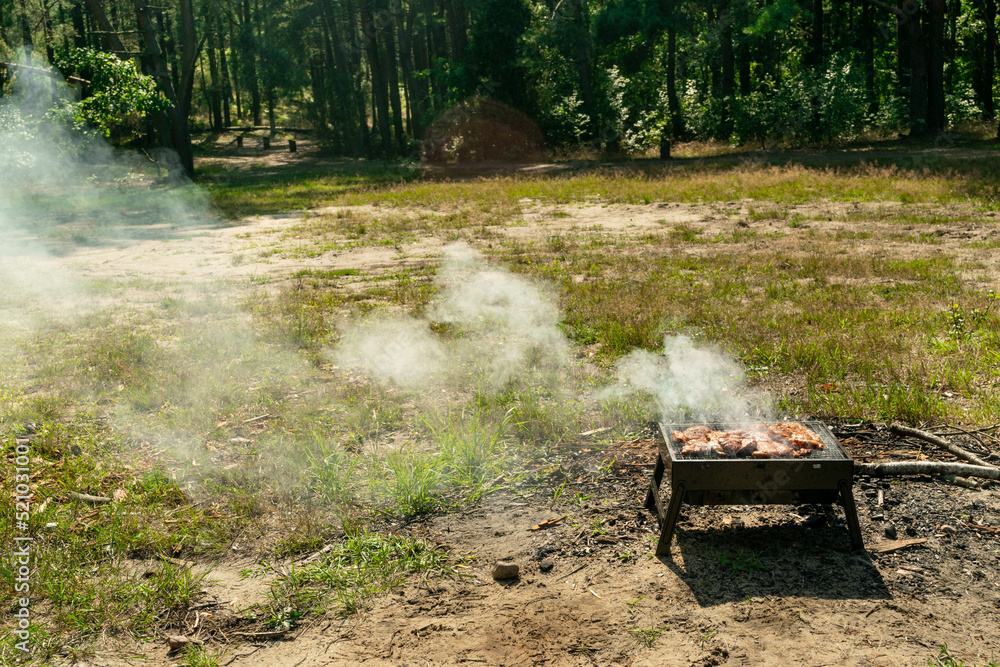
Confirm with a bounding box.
[146,434,1000,667]
[24,171,1000,667]
[59,198,1000,300]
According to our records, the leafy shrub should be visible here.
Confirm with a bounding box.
[51,47,167,143]
[732,51,868,146]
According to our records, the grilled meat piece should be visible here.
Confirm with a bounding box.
[768,422,823,451]
[672,425,714,442]
[715,431,743,456]
[674,425,725,457]
[679,439,724,457]
[750,438,794,458]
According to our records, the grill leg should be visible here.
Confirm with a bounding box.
[644,452,666,522]
[655,481,686,557]
[838,479,865,551]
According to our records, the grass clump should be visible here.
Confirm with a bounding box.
[424,409,510,491]
[262,528,461,620]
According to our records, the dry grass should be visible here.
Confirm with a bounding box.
[5,150,1000,658]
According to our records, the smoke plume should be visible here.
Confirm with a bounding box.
[606,335,772,424]
[332,242,569,391]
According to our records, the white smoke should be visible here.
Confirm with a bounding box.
[331,242,569,390]
[1,89,97,346]
[333,317,447,388]
[430,243,568,385]
[606,335,772,423]
[0,67,310,461]
[331,245,772,427]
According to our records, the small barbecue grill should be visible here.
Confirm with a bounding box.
[644,421,864,555]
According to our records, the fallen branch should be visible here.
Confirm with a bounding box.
[68,492,112,504]
[857,461,1000,481]
[530,515,566,531]
[868,538,927,554]
[940,474,980,489]
[188,600,231,610]
[242,414,271,424]
[1,61,90,84]
[938,423,995,451]
[233,630,287,640]
[967,522,1000,533]
[890,422,992,468]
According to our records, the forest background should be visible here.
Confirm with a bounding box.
[0,0,998,174]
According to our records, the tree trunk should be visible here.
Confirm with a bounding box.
[667,25,684,138]
[199,55,214,131]
[986,0,997,120]
[207,18,223,132]
[344,0,372,156]
[228,18,242,120]
[862,0,878,114]
[84,0,125,55]
[896,2,911,104]
[134,0,195,177]
[177,0,198,124]
[267,88,276,136]
[16,0,32,65]
[737,36,751,96]
[157,12,181,97]
[42,2,56,62]
[569,0,597,137]
[377,0,405,151]
[322,0,362,153]
[397,0,427,139]
[71,0,87,47]
[719,5,735,138]
[444,0,466,61]
[310,55,330,145]
[361,0,392,153]
[907,9,928,134]
[926,0,945,132]
[218,28,232,126]
[412,3,435,118]
[242,0,262,125]
[808,0,824,69]
[426,0,448,108]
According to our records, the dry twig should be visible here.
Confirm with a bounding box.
[857,461,1000,481]
[890,422,992,468]
[68,492,112,505]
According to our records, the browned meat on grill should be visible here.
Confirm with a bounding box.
[750,438,793,458]
[674,425,726,457]
[768,422,823,450]
[672,425,714,442]
[736,434,771,457]
[675,422,821,458]
[715,430,754,456]
[715,431,740,456]
[680,439,724,457]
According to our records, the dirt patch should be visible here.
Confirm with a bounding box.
[59,199,1000,305]
[31,184,1000,666]
[143,428,1000,667]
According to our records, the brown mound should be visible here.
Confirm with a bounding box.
[422,96,545,163]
